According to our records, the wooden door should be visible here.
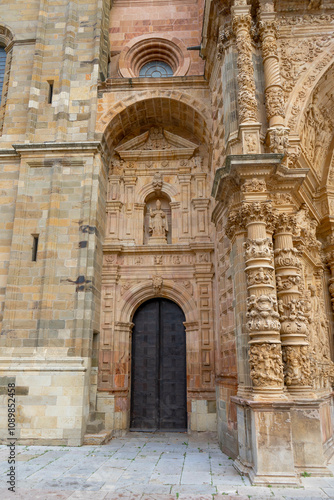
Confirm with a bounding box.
[130,298,187,431]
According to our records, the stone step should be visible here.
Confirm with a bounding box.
[83,430,113,446]
[86,419,104,434]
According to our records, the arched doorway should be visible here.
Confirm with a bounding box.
[130,298,187,431]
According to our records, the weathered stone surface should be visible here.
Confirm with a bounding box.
[0,0,333,486]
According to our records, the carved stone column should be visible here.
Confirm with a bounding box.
[274,214,312,394]
[325,247,334,313]
[232,1,258,125]
[228,201,284,397]
[232,0,262,153]
[258,0,288,154]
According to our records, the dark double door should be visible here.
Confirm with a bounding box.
[130,298,187,431]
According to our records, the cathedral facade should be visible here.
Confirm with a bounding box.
[0,0,334,486]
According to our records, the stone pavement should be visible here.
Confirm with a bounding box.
[0,432,333,500]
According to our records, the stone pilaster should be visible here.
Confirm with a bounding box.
[227,200,284,398]
[274,214,312,394]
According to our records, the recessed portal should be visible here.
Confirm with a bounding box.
[130,298,187,431]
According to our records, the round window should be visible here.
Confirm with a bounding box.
[139,61,173,78]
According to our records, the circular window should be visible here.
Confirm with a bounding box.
[118,34,190,78]
[139,61,173,78]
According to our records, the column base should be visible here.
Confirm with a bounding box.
[234,458,300,486]
[231,394,334,485]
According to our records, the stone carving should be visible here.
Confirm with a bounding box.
[258,19,278,59]
[142,127,172,150]
[241,178,266,192]
[282,346,311,386]
[276,275,302,291]
[134,256,143,264]
[265,88,286,120]
[295,204,321,250]
[148,199,168,245]
[225,209,246,239]
[278,299,309,337]
[154,255,163,265]
[226,202,277,238]
[275,213,297,234]
[308,284,330,357]
[274,247,301,268]
[268,127,289,154]
[232,13,258,123]
[173,255,181,264]
[247,267,274,286]
[301,92,333,177]
[270,192,293,205]
[279,36,333,98]
[246,294,280,333]
[152,275,163,294]
[241,202,277,232]
[191,154,203,169]
[244,238,274,260]
[152,172,163,193]
[287,49,334,130]
[198,253,210,263]
[120,282,131,296]
[105,255,116,264]
[182,280,193,295]
[110,154,123,175]
[286,147,301,168]
[249,343,284,387]
[217,24,233,59]
[244,134,257,153]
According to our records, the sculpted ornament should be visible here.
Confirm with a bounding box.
[275,213,297,234]
[246,294,280,333]
[244,238,274,260]
[149,200,168,243]
[295,204,321,250]
[276,275,301,291]
[244,134,257,153]
[152,275,163,294]
[302,95,333,177]
[241,178,266,193]
[270,192,293,206]
[278,299,309,336]
[241,202,277,231]
[232,13,258,123]
[249,343,284,387]
[308,284,330,357]
[274,247,301,268]
[247,267,274,286]
[265,88,285,120]
[152,172,163,193]
[268,127,289,154]
[282,346,311,386]
[279,36,333,98]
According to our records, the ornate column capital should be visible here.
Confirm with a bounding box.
[275,213,297,235]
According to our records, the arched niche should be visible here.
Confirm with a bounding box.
[143,192,171,245]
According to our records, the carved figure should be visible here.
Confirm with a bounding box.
[249,343,284,387]
[149,200,168,244]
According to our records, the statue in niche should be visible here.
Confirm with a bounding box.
[148,199,168,245]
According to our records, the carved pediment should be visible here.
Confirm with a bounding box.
[115,127,198,161]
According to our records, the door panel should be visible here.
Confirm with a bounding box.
[130,300,159,430]
[130,298,187,431]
